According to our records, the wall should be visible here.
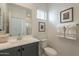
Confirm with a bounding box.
[48,3,79,56]
[15,3,48,39]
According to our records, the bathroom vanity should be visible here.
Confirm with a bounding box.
[0,36,39,56]
[0,42,39,56]
[0,3,40,56]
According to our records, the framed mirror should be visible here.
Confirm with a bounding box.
[0,4,5,33]
[7,4,32,36]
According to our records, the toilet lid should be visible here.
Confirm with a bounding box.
[44,47,57,56]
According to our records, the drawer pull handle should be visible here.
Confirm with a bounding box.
[22,48,24,51]
[18,49,21,52]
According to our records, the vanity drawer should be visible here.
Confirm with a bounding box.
[0,46,21,56]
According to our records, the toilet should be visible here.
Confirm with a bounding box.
[40,39,57,56]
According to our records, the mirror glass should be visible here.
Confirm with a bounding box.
[7,4,32,36]
[0,4,4,32]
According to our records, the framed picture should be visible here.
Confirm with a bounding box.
[60,7,73,23]
[38,22,45,32]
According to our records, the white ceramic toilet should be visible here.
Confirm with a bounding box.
[40,39,57,56]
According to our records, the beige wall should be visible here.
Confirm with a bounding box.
[48,3,79,56]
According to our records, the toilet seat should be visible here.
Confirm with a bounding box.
[44,47,57,56]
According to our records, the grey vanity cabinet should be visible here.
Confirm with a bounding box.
[0,42,39,56]
[0,46,21,56]
[21,42,39,56]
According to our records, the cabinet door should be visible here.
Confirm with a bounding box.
[0,46,21,56]
[22,42,39,56]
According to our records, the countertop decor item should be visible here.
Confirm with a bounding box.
[0,34,9,43]
[60,7,73,23]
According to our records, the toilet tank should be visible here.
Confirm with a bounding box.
[40,39,48,48]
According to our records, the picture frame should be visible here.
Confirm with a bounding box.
[60,7,73,23]
[38,22,45,32]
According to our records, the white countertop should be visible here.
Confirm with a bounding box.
[0,36,40,50]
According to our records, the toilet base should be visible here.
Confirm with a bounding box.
[42,53,47,56]
[44,47,57,56]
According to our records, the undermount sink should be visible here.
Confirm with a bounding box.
[0,34,9,43]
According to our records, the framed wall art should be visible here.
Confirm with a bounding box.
[60,7,73,23]
[38,22,45,32]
